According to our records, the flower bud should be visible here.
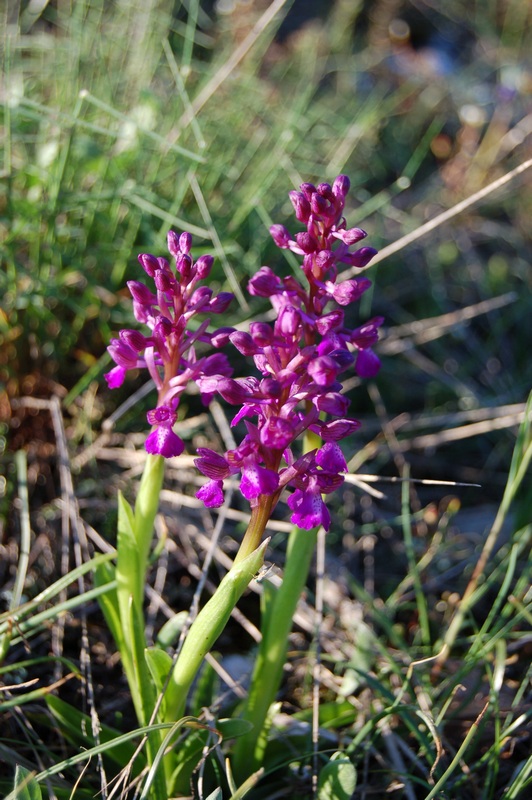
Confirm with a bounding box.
[208,292,233,313]
[314,249,336,271]
[175,253,192,277]
[229,331,259,356]
[308,355,339,387]
[315,392,350,416]
[153,316,172,340]
[217,378,249,404]
[289,191,311,223]
[108,339,138,368]
[132,301,149,324]
[341,227,367,245]
[317,182,333,199]
[319,418,361,441]
[248,266,282,297]
[277,305,301,338]
[350,317,383,348]
[119,329,147,351]
[138,253,159,277]
[167,230,180,257]
[316,442,347,473]
[332,174,350,198]
[250,321,273,346]
[260,377,282,398]
[210,326,235,347]
[179,231,192,254]
[202,352,233,377]
[195,448,230,479]
[329,349,354,370]
[299,182,316,200]
[127,280,156,305]
[195,254,214,279]
[310,193,329,216]
[270,224,291,248]
[189,286,213,310]
[154,270,175,292]
[315,310,344,334]
[259,416,293,449]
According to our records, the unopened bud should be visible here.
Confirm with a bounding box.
[289,191,311,223]
[208,292,233,313]
[167,230,180,257]
[195,254,214,279]
[316,182,333,199]
[128,280,155,304]
[300,182,316,200]
[179,231,192,254]
[138,253,159,277]
[332,174,350,198]
[270,224,291,248]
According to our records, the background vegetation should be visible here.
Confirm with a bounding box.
[1,0,531,797]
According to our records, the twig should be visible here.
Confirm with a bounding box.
[380,292,517,354]
[174,0,293,130]
[345,157,532,275]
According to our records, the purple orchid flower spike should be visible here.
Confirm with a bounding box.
[105,231,234,457]
[194,175,382,531]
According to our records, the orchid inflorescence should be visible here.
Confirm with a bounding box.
[106,175,382,531]
[105,232,233,458]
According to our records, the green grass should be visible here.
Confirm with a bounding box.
[1,0,531,797]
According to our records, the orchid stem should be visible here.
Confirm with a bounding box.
[232,524,318,782]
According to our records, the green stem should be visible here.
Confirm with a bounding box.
[112,453,166,799]
[164,540,269,723]
[231,525,318,782]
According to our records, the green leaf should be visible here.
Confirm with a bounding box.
[116,491,141,607]
[145,646,174,718]
[204,790,223,800]
[94,562,123,651]
[156,610,188,649]
[12,766,42,800]
[317,752,357,800]
[217,718,254,738]
[145,646,174,691]
[45,695,146,772]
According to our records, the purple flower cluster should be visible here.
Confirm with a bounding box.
[194,175,382,530]
[106,176,381,531]
[105,231,233,458]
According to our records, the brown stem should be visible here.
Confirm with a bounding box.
[233,493,279,565]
